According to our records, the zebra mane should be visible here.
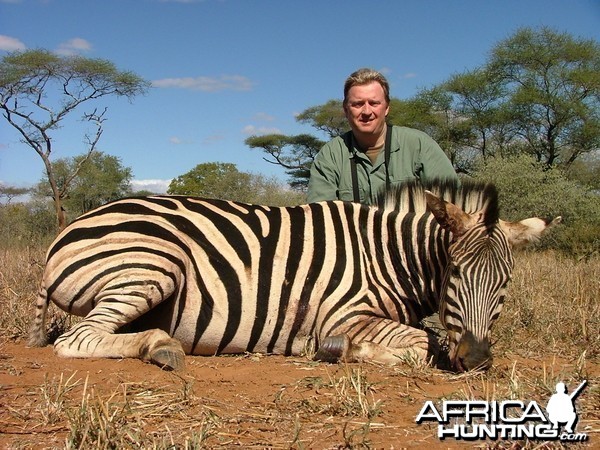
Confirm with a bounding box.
[375,179,500,229]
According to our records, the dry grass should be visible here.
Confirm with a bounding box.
[0,247,45,339]
[0,247,74,344]
[495,250,600,361]
[0,246,598,448]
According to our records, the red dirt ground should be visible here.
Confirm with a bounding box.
[1,340,598,449]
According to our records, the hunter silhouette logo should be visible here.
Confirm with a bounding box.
[416,380,589,442]
[546,380,587,434]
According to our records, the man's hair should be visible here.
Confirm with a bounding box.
[343,68,390,106]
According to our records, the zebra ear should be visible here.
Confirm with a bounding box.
[425,190,480,237]
[498,216,562,247]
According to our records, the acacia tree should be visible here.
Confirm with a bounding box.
[441,69,514,160]
[0,49,149,229]
[451,27,600,168]
[295,99,348,139]
[490,27,600,166]
[34,151,132,218]
[0,184,29,204]
[244,134,324,190]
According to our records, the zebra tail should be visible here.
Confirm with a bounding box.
[27,283,49,347]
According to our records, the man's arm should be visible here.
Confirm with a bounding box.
[419,137,459,181]
[307,151,340,203]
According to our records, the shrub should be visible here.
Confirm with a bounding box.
[0,200,57,249]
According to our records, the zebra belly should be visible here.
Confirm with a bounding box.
[167,288,318,357]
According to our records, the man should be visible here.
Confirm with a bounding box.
[307,68,458,204]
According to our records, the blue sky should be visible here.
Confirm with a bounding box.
[1,0,599,193]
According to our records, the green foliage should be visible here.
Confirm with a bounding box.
[1,49,149,229]
[245,134,324,190]
[551,222,600,260]
[67,152,132,215]
[401,90,478,173]
[0,201,56,248]
[34,152,133,219]
[565,153,600,190]
[488,27,600,166]
[441,69,513,160]
[0,49,149,97]
[0,151,132,247]
[168,162,306,206]
[471,154,600,257]
[168,162,243,197]
[0,184,30,203]
[295,99,348,139]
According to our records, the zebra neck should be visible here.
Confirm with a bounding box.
[377,212,450,318]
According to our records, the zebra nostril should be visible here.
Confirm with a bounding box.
[455,353,491,372]
[454,331,492,372]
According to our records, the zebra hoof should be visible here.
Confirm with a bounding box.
[314,334,350,363]
[150,342,186,371]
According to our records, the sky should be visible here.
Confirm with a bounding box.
[1,0,599,194]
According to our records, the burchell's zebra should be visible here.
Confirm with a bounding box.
[28,180,559,372]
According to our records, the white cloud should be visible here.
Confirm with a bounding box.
[130,179,171,194]
[152,75,255,92]
[55,38,92,56]
[201,134,225,145]
[169,136,197,145]
[0,35,26,51]
[402,72,417,79]
[252,112,275,122]
[242,125,282,136]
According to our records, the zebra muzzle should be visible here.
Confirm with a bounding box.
[453,331,492,372]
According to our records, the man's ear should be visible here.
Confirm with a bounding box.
[342,102,349,118]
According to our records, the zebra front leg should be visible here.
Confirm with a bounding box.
[53,281,185,370]
[314,317,438,366]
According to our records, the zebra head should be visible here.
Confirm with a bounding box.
[425,189,561,372]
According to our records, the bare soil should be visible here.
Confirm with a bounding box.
[1,340,598,449]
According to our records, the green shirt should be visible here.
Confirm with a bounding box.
[307,126,458,204]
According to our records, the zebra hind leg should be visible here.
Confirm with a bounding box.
[53,280,185,370]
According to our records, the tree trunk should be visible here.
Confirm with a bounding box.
[54,194,67,231]
[42,154,67,231]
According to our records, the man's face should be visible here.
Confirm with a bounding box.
[344,81,389,139]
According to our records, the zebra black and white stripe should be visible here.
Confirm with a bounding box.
[28,180,560,371]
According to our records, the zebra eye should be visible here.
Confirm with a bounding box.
[450,264,461,278]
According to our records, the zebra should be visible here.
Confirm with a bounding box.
[28,180,560,372]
